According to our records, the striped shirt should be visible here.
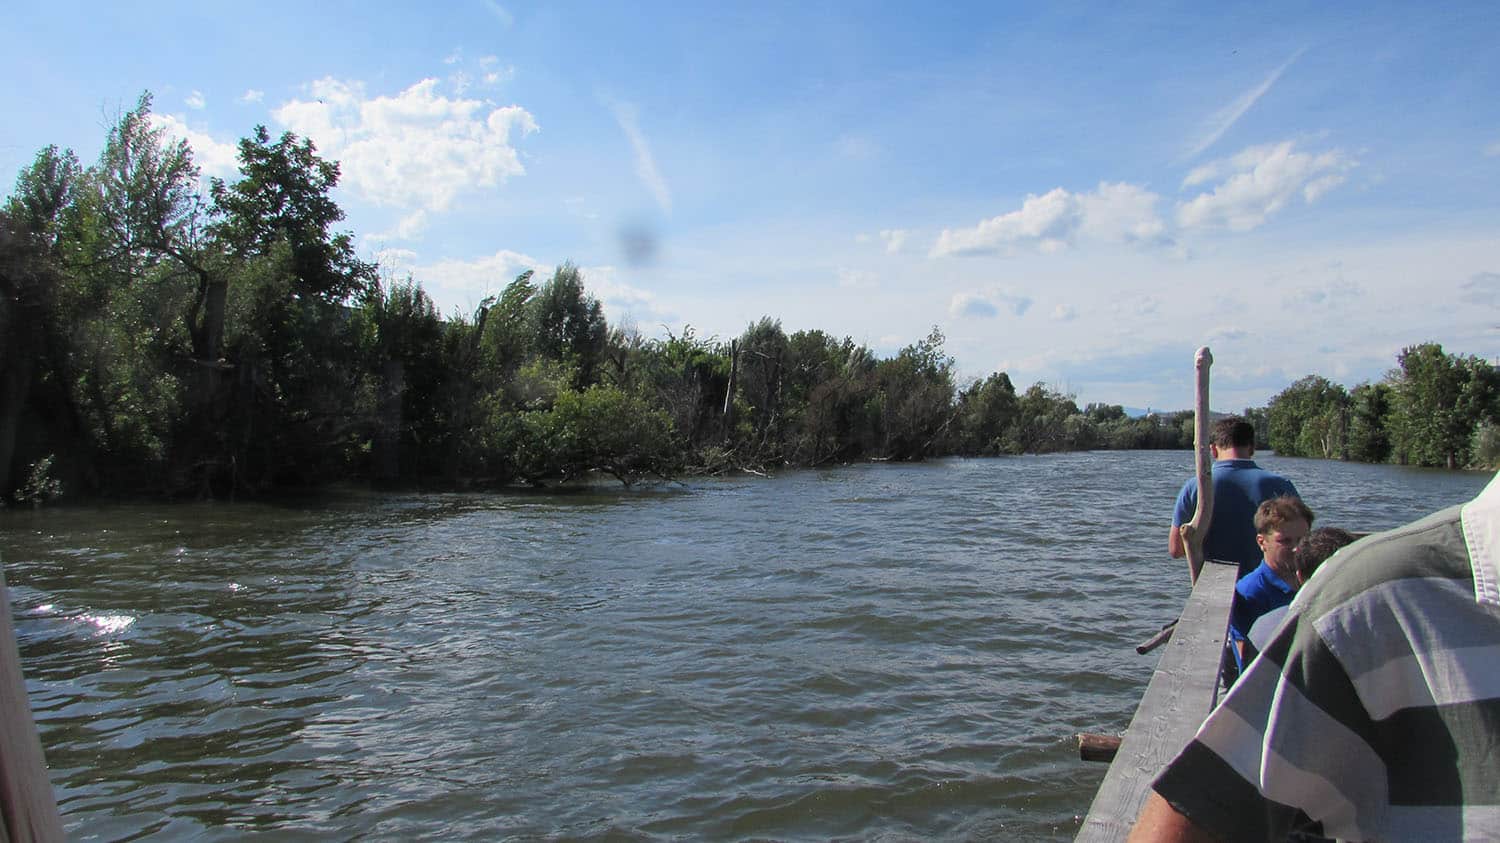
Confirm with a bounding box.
[1152,472,1500,841]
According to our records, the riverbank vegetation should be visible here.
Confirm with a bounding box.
[1264,344,1500,471]
[1,95,1493,503]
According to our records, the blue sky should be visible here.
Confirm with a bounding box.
[4,1,1498,411]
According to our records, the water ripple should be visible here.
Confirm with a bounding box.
[1,453,1488,839]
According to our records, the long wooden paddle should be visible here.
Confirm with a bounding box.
[1180,347,1214,585]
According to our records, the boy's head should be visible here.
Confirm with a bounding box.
[1292,527,1357,585]
[1209,417,1256,458]
[1255,495,1315,577]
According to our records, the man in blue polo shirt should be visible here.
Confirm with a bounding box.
[1168,417,1298,580]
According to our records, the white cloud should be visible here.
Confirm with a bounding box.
[1176,141,1354,232]
[374,247,418,267]
[273,77,538,213]
[1461,271,1500,306]
[185,90,206,110]
[951,294,998,318]
[150,113,240,177]
[240,89,264,104]
[580,264,673,325]
[610,101,672,214]
[837,267,877,288]
[1051,304,1077,321]
[370,210,430,242]
[1484,141,1500,158]
[479,56,515,86]
[931,182,1166,257]
[416,248,543,309]
[1183,48,1305,160]
[949,287,1032,319]
[879,229,909,254]
[483,1,515,27]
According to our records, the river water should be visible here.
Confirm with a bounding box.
[2,451,1490,841]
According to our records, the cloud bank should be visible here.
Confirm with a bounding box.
[273,77,538,213]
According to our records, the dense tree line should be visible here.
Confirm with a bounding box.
[1,95,1203,503]
[1265,344,1500,470]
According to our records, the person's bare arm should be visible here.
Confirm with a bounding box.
[1128,792,1224,843]
[1168,524,1185,558]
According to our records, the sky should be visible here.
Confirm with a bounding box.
[3,1,1499,412]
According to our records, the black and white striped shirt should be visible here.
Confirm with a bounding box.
[1153,472,1500,841]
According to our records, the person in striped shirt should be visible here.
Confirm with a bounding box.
[1131,471,1500,842]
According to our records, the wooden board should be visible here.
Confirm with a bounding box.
[1075,559,1238,842]
[0,562,65,843]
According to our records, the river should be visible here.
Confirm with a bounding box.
[2,451,1490,840]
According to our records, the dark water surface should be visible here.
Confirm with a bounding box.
[2,452,1489,840]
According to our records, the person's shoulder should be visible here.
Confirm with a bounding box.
[1235,562,1269,595]
[1298,504,1468,612]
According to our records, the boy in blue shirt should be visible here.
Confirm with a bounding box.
[1227,495,1314,664]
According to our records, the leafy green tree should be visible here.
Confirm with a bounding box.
[1388,343,1478,468]
[782,330,877,465]
[1346,382,1392,464]
[515,384,675,485]
[358,277,444,482]
[531,262,607,386]
[954,372,1019,455]
[1266,375,1348,458]
[734,317,790,457]
[1006,383,1080,453]
[209,125,374,303]
[875,327,956,460]
[7,145,82,249]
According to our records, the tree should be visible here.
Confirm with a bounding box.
[876,327,956,460]
[955,372,1018,455]
[359,277,443,482]
[531,262,607,386]
[1346,382,1392,464]
[735,317,790,457]
[1266,375,1348,458]
[1389,343,1469,468]
[209,125,373,303]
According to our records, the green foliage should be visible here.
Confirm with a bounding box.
[15,455,64,507]
[1346,382,1392,463]
[876,327,955,460]
[515,384,676,485]
[209,126,374,302]
[1387,343,1499,468]
[1473,422,1500,471]
[955,372,1019,455]
[7,88,1492,497]
[1266,375,1348,458]
[531,262,607,386]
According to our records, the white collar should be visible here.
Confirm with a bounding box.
[1460,471,1500,606]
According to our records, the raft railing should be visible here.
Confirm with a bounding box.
[1074,558,1239,842]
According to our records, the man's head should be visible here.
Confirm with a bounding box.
[1255,495,1315,577]
[1291,527,1356,586]
[1209,417,1256,459]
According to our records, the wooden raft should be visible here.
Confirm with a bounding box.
[1075,559,1239,842]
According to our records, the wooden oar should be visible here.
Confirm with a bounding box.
[0,563,64,842]
[1180,347,1214,585]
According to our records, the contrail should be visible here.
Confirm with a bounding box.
[1183,46,1307,161]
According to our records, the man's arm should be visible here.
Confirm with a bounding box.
[1167,524,1185,558]
[1129,792,1223,843]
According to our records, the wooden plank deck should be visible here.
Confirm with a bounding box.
[1075,559,1239,842]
